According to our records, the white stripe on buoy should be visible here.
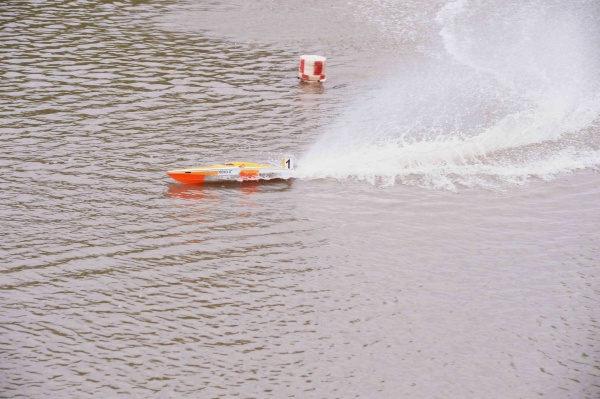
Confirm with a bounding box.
[299,55,326,82]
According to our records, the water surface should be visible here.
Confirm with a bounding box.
[1,1,599,398]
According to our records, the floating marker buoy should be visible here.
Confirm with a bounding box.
[299,55,326,83]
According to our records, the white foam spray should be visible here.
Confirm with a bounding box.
[298,0,600,189]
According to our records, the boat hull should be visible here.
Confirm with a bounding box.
[166,161,293,184]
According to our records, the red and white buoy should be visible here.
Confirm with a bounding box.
[298,55,327,83]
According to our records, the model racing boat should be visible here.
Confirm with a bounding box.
[166,159,294,184]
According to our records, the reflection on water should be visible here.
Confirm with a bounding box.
[167,183,222,201]
[166,180,293,200]
[297,81,327,95]
[165,181,294,224]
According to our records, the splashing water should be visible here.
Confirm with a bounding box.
[298,0,600,189]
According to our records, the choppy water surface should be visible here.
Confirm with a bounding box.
[1,0,599,398]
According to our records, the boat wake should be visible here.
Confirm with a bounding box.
[297,0,600,190]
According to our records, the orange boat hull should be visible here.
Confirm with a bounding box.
[166,161,293,184]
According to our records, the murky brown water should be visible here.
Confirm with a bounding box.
[1,1,599,398]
